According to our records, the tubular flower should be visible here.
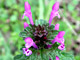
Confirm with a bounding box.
[49,2,60,26]
[25,37,34,48]
[22,2,34,25]
[25,37,38,49]
[52,36,65,44]
[23,48,32,56]
[56,56,59,60]
[52,31,65,44]
[24,22,29,28]
[52,31,65,50]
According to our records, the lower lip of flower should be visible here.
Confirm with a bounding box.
[27,51,29,53]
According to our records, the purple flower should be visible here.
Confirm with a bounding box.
[52,31,65,44]
[58,44,65,50]
[56,56,59,60]
[23,48,32,56]
[25,37,34,48]
[22,2,34,25]
[54,23,60,30]
[52,31,65,50]
[49,2,60,26]
[25,37,38,49]
[52,2,59,11]
[24,22,29,28]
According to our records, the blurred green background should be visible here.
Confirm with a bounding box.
[0,0,80,60]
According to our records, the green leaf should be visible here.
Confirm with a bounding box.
[47,36,55,40]
[55,51,75,60]
[49,51,56,60]
[19,31,34,39]
[46,41,52,45]
[14,47,75,60]
[47,30,59,40]
[60,52,75,60]
[14,54,23,60]
[19,31,27,37]
[25,27,31,33]
[49,24,55,30]
[39,49,50,60]
[14,54,29,60]
[28,52,37,60]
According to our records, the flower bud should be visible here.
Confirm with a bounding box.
[24,22,29,28]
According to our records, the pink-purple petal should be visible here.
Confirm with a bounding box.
[58,31,65,38]
[52,2,59,11]
[49,2,60,26]
[52,31,65,48]
[32,42,38,49]
[52,36,59,44]
[22,48,32,56]
[25,37,38,49]
[24,2,31,11]
[25,49,32,56]
[55,37,65,44]
[55,23,60,30]
[49,11,57,26]
[28,16,34,25]
[25,37,33,48]
[22,2,34,25]
[56,56,59,60]
[58,44,65,50]
[59,37,65,44]
[22,48,28,54]
[24,22,29,28]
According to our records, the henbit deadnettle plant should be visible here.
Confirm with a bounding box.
[14,1,75,60]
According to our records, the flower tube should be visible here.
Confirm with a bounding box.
[22,2,34,25]
[49,2,60,26]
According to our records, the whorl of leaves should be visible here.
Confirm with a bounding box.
[19,19,59,49]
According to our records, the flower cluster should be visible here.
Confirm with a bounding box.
[21,1,65,60]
